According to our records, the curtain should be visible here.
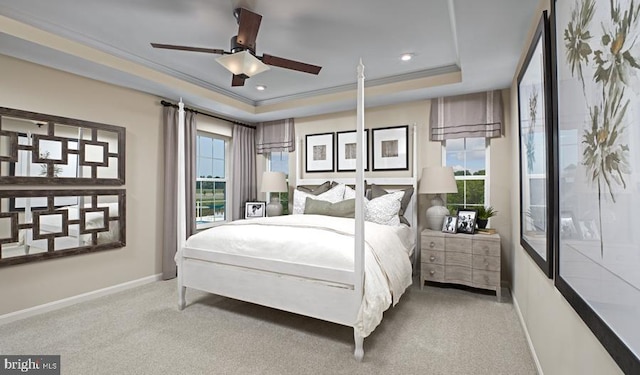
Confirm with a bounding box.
[429,90,503,141]
[231,124,257,220]
[162,107,196,280]
[255,118,295,154]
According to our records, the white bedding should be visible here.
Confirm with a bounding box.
[182,214,413,337]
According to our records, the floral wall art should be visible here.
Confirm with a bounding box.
[553,0,640,371]
[518,11,554,277]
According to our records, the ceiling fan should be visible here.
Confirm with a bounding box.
[151,8,322,87]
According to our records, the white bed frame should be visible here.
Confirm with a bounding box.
[175,62,418,360]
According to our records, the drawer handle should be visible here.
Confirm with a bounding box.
[429,241,435,248]
[429,270,436,275]
[429,255,436,262]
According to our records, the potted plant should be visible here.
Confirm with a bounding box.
[476,206,497,229]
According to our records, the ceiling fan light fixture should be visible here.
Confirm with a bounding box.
[216,50,270,77]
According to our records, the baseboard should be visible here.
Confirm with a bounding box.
[513,294,544,375]
[0,273,163,326]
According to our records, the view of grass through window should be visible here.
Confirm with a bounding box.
[445,138,487,213]
[269,151,289,215]
[196,133,226,228]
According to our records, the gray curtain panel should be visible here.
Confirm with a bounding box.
[255,118,295,154]
[162,106,196,280]
[232,124,257,220]
[429,90,503,141]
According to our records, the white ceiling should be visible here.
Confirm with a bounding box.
[0,0,538,123]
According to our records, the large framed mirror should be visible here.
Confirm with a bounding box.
[0,189,126,266]
[0,107,125,185]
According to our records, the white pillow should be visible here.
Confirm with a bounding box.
[293,184,346,214]
[344,185,356,200]
[364,190,404,226]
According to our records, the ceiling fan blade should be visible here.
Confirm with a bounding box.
[261,54,322,75]
[235,8,261,51]
[150,43,225,55]
[231,74,246,87]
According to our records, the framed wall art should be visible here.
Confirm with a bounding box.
[305,133,334,173]
[371,125,408,171]
[336,129,368,172]
[517,11,554,278]
[552,0,640,372]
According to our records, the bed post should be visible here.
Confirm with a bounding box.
[177,99,187,310]
[412,124,419,269]
[353,59,366,361]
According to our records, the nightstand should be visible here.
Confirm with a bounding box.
[420,228,501,301]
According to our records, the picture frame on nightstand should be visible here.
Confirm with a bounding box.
[442,215,457,233]
[456,209,477,234]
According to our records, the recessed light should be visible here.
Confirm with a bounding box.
[400,53,413,61]
[256,85,267,91]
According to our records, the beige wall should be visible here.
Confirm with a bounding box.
[509,1,622,373]
[0,54,163,315]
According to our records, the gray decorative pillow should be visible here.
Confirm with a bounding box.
[296,181,335,195]
[304,197,356,218]
[365,191,404,226]
[370,184,414,225]
[292,184,346,214]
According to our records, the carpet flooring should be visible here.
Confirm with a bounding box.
[0,280,537,374]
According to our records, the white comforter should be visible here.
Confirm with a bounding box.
[182,214,413,337]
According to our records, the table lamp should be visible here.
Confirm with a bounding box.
[261,171,288,217]
[419,166,458,230]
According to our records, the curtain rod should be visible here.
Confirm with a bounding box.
[160,100,256,129]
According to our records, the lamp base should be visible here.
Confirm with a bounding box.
[266,199,282,217]
[426,197,450,230]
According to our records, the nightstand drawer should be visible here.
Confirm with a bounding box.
[422,250,444,265]
[473,255,500,271]
[445,265,472,283]
[445,251,472,267]
[473,240,500,257]
[421,236,445,251]
[422,264,445,282]
[473,269,500,287]
[445,237,472,253]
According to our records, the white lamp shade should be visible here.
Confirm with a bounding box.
[216,51,270,77]
[260,171,287,193]
[418,166,458,194]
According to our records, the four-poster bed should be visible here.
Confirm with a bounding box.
[173,62,418,360]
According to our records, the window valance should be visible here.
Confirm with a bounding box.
[255,118,295,154]
[429,90,503,141]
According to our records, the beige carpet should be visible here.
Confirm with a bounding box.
[0,280,536,374]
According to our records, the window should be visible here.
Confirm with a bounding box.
[443,137,488,213]
[196,132,228,229]
[267,151,289,215]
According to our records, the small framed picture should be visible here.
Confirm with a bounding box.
[336,130,369,172]
[456,209,477,234]
[305,133,335,172]
[372,125,409,171]
[442,215,458,233]
[245,201,266,219]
